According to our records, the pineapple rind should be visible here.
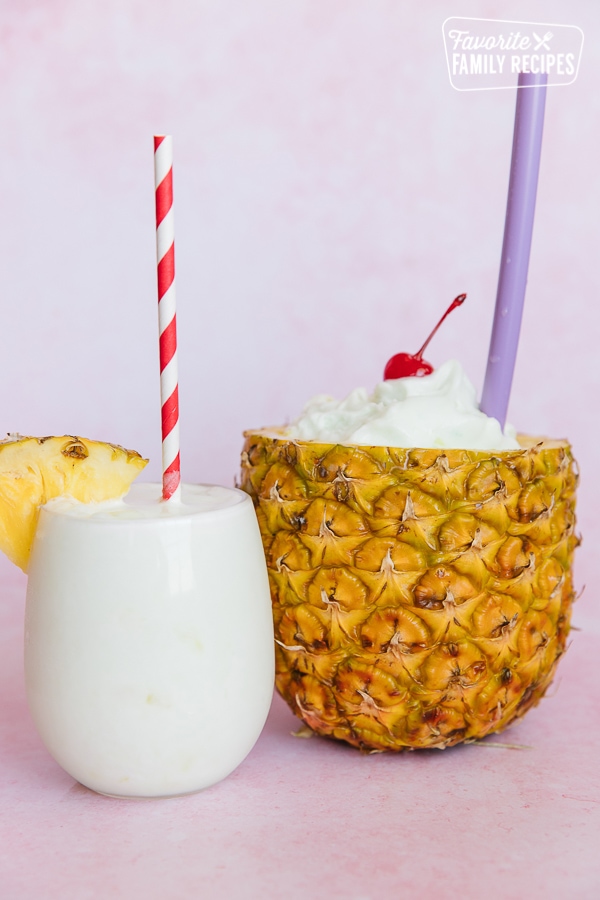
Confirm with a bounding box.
[0,435,148,571]
[241,432,579,751]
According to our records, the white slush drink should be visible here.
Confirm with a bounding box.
[25,483,274,798]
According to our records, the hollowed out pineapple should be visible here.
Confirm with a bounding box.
[0,435,148,571]
[240,431,579,751]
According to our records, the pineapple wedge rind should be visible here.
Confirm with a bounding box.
[0,435,148,572]
[240,431,579,751]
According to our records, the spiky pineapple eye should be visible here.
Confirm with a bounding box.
[61,440,89,460]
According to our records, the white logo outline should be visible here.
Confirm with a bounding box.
[442,16,584,92]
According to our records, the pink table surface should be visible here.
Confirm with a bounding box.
[1,565,599,900]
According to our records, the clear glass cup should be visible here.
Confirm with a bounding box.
[24,483,274,798]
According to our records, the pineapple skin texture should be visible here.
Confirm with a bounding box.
[0,435,148,572]
[240,432,579,751]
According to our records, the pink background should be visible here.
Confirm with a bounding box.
[1,0,598,623]
[1,2,599,895]
[2,0,593,452]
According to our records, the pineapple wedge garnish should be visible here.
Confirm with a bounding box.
[0,434,148,571]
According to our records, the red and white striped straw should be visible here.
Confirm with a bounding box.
[154,135,181,502]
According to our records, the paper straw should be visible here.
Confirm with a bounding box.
[480,72,548,427]
[154,135,181,502]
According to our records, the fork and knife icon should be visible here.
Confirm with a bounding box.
[533,31,553,51]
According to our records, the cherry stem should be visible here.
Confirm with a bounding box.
[415,293,467,359]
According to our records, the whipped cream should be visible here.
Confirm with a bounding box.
[286,360,519,450]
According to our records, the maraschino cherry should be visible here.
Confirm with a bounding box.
[383,293,466,380]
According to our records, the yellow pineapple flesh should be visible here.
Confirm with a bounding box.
[240,431,579,751]
[0,435,148,571]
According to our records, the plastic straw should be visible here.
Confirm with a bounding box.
[154,135,181,501]
[480,72,548,427]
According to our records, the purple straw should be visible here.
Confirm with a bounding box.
[480,71,548,427]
